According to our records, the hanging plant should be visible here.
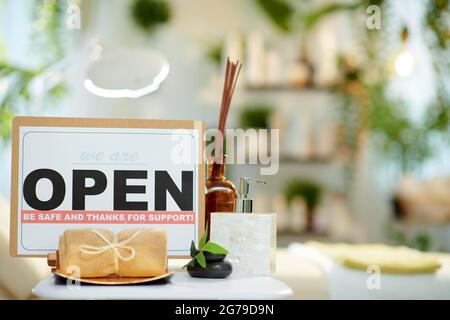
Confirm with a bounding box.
[0,1,69,141]
[302,0,450,176]
[131,0,171,33]
[255,0,295,33]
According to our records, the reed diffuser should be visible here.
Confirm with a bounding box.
[205,58,242,239]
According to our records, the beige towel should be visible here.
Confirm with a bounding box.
[59,228,167,278]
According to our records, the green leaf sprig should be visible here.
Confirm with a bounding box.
[186,224,228,268]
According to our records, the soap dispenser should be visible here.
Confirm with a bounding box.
[210,177,277,275]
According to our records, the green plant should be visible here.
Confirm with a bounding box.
[303,0,450,176]
[255,0,295,33]
[284,179,322,209]
[387,228,432,252]
[0,1,69,141]
[303,2,362,30]
[205,41,224,67]
[239,104,273,129]
[131,0,171,33]
[186,224,228,268]
[31,0,67,65]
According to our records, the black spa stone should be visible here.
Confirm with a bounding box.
[186,259,232,278]
[204,252,226,262]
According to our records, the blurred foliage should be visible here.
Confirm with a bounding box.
[205,41,224,67]
[303,2,362,30]
[0,0,70,141]
[131,0,171,33]
[255,0,295,33]
[368,82,432,171]
[284,179,322,209]
[239,104,273,129]
[426,0,450,49]
[0,107,13,141]
[31,0,66,65]
[303,0,450,174]
[0,63,36,140]
[253,0,449,174]
[388,228,432,252]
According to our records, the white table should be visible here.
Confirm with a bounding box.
[33,272,293,300]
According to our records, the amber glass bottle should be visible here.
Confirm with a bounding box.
[205,156,236,240]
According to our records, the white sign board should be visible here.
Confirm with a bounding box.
[10,117,205,257]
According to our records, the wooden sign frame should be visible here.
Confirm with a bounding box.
[10,116,205,258]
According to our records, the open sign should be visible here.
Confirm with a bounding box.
[10,117,205,257]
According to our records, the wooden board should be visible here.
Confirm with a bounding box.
[10,116,205,258]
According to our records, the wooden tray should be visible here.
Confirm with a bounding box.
[48,252,174,285]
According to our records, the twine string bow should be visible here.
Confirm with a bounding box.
[79,229,145,274]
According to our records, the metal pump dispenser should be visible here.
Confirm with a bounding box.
[236,177,266,213]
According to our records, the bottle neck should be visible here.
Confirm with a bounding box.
[207,157,226,180]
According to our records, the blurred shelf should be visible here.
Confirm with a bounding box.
[391,219,450,229]
[237,154,338,165]
[277,231,352,248]
[280,155,336,165]
[245,84,334,93]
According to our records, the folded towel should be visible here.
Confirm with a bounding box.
[59,228,168,278]
[306,242,441,274]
